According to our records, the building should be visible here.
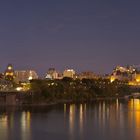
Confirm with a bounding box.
[77,71,98,80]
[129,73,140,86]
[45,68,58,79]
[63,69,76,79]
[15,70,38,83]
[0,79,13,91]
[110,66,135,82]
[5,64,15,81]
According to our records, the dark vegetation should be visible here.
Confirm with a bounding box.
[25,78,131,104]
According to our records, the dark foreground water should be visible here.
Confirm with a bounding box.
[0,99,140,140]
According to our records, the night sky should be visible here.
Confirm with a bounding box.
[0,0,140,76]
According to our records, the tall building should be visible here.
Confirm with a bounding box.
[5,64,15,81]
[63,69,76,79]
[15,70,38,83]
[45,68,58,79]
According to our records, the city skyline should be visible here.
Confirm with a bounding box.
[0,0,140,76]
[0,63,140,77]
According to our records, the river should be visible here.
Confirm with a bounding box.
[0,99,140,140]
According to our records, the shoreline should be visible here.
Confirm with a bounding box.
[2,96,131,107]
[0,96,136,107]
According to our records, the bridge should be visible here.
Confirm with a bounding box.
[0,91,31,105]
[124,92,140,99]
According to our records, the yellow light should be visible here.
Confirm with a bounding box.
[110,76,115,83]
[129,81,140,86]
[10,73,13,76]
[16,87,23,91]
[5,73,9,76]
[129,81,135,86]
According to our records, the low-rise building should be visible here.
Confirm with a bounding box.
[45,68,58,79]
[77,71,98,80]
[129,73,140,86]
[63,69,76,79]
[110,66,135,82]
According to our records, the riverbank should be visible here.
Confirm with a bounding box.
[20,96,130,107]
[0,95,134,106]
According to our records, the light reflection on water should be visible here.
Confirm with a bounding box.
[21,111,31,140]
[128,99,140,140]
[0,114,8,140]
[79,104,83,134]
[69,104,75,137]
[0,99,140,140]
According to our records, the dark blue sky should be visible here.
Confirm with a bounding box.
[0,0,140,76]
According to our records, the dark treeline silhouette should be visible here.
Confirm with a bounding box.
[26,78,131,104]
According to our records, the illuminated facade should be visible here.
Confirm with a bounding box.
[45,68,58,79]
[5,64,15,81]
[63,69,76,78]
[15,70,38,83]
[110,66,135,82]
[129,73,140,86]
[77,71,98,80]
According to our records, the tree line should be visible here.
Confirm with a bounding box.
[24,77,131,104]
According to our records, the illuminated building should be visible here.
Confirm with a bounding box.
[45,68,58,79]
[77,71,98,80]
[0,73,4,79]
[15,70,38,83]
[129,73,140,86]
[110,66,135,82]
[5,64,15,81]
[134,74,140,82]
[63,69,76,79]
[0,79,13,91]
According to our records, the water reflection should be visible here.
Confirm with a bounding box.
[128,99,140,140]
[0,114,8,140]
[66,103,87,139]
[21,111,31,140]
[0,110,32,140]
[69,104,76,136]
[79,104,84,134]
[0,100,140,140]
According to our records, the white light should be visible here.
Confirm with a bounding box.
[8,66,12,70]
[16,87,22,91]
[28,76,33,80]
